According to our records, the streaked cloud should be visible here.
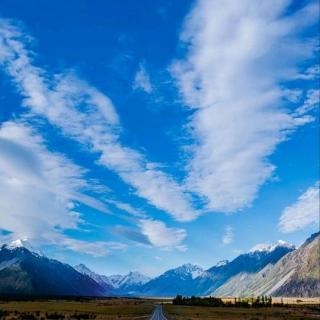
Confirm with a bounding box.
[172,0,318,213]
[222,225,234,244]
[113,219,188,252]
[279,182,320,233]
[295,89,320,115]
[0,19,198,222]
[0,120,125,255]
[133,63,152,93]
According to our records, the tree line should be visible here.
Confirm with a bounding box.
[172,295,274,308]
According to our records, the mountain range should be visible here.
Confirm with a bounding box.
[74,264,150,295]
[0,233,318,297]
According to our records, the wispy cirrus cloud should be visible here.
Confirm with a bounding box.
[295,89,320,115]
[222,225,234,245]
[133,63,153,93]
[0,120,126,256]
[172,0,319,213]
[279,182,320,233]
[0,19,198,222]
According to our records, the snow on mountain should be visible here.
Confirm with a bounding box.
[0,236,308,297]
[214,260,229,267]
[174,263,204,279]
[74,264,114,291]
[249,240,296,253]
[74,264,150,294]
[5,239,44,256]
[0,243,107,296]
[213,233,319,297]
[107,271,150,292]
[139,263,205,296]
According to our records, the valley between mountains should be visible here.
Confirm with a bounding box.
[0,232,319,297]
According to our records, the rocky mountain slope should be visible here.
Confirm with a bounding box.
[213,232,320,297]
[272,232,320,297]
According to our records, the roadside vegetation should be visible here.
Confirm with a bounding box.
[173,295,274,307]
[166,295,320,319]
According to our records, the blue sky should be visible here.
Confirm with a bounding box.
[0,0,319,277]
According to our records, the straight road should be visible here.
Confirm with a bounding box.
[150,304,167,320]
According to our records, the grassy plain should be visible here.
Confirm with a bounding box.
[0,298,155,319]
[164,303,320,320]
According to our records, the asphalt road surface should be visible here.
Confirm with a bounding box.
[150,304,167,320]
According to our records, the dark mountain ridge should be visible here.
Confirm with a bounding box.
[0,244,108,296]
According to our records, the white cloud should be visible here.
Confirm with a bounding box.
[295,89,320,115]
[295,64,320,80]
[58,237,127,257]
[222,225,234,244]
[172,0,318,213]
[0,19,198,222]
[0,120,126,255]
[279,182,320,233]
[139,219,187,251]
[133,64,152,93]
[250,243,270,252]
[106,199,147,218]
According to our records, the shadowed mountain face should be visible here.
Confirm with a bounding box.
[139,263,205,296]
[0,244,108,296]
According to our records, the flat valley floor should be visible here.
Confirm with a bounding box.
[0,298,319,320]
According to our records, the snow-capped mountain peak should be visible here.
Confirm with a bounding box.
[74,263,92,274]
[107,271,150,288]
[5,239,44,256]
[249,240,296,253]
[173,263,204,279]
[215,260,229,267]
